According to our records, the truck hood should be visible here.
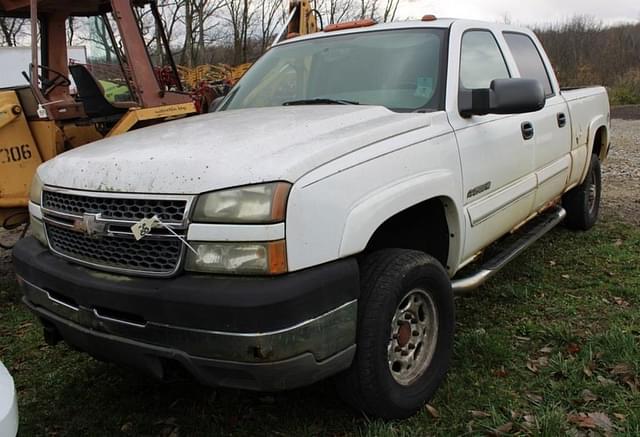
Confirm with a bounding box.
[40,105,432,194]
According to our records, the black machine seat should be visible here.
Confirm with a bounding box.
[69,64,136,120]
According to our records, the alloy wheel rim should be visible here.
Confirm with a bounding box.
[387,288,439,386]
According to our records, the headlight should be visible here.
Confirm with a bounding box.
[185,240,287,275]
[30,217,47,246]
[29,173,44,205]
[193,182,290,223]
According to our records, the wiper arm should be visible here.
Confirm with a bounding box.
[283,98,360,106]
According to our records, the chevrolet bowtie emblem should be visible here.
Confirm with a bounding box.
[72,213,107,237]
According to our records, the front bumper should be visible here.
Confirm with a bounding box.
[13,237,360,391]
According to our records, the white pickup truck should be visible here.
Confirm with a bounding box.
[14,18,609,419]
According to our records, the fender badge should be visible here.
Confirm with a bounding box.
[467,181,492,199]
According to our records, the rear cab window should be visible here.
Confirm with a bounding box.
[503,32,554,96]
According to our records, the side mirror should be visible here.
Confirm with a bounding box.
[459,78,545,118]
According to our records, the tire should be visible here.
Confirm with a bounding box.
[563,153,601,230]
[336,249,455,419]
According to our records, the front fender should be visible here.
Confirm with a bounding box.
[339,170,463,275]
[285,120,460,272]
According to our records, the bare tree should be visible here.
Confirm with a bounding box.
[194,0,225,63]
[533,16,640,104]
[181,0,195,65]
[0,17,28,47]
[67,17,76,46]
[77,17,117,63]
[359,0,378,19]
[381,0,399,22]
[316,0,357,25]
[179,0,224,66]
[158,0,185,43]
[224,0,256,64]
[258,0,282,53]
[134,4,158,50]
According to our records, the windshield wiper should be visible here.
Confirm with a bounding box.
[283,98,360,106]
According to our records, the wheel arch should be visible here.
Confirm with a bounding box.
[339,172,463,275]
[590,124,609,162]
[362,197,455,270]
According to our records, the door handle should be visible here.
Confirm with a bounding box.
[557,112,567,128]
[521,121,534,140]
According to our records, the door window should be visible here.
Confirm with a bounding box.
[460,30,510,89]
[503,32,554,96]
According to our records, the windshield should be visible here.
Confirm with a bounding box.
[221,29,447,113]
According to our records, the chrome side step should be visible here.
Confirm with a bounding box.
[452,206,567,294]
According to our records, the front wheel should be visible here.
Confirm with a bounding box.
[563,153,601,230]
[337,249,455,419]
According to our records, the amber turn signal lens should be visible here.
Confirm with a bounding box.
[267,240,288,275]
[270,183,291,222]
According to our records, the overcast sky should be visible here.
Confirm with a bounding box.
[395,0,640,26]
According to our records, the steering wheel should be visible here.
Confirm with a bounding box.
[36,65,72,97]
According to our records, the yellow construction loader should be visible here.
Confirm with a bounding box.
[0,0,201,232]
[0,0,319,235]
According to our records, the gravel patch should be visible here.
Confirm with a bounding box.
[601,118,640,226]
[611,105,640,121]
[0,227,23,281]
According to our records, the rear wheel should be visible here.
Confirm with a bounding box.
[337,249,454,419]
[563,153,601,230]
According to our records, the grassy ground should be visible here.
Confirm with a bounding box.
[1,218,638,436]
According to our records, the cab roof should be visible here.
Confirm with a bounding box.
[276,18,457,46]
[274,18,538,47]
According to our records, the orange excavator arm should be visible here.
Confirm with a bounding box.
[272,0,320,44]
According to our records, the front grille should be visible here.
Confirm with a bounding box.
[43,191,187,223]
[41,189,194,276]
[47,225,183,274]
